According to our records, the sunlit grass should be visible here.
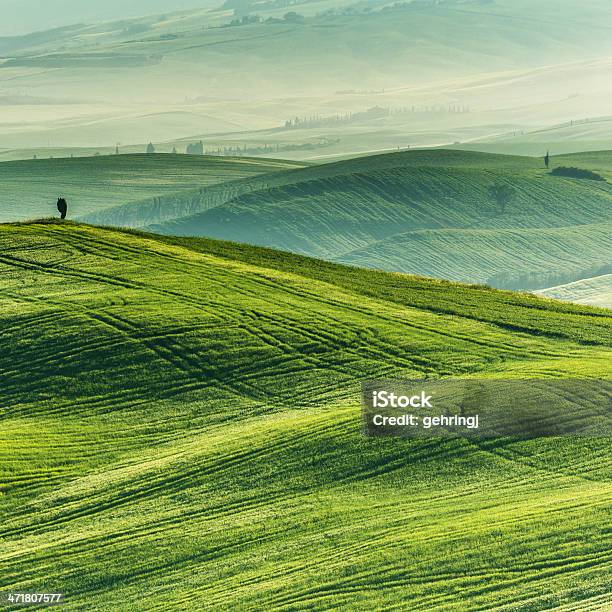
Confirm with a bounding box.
[0,221,610,610]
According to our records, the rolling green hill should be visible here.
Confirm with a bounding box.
[1,221,611,609]
[121,150,611,293]
[338,224,612,289]
[82,149,536,228]
[152,166,611,255]
[75,149,612,295]
[0,154,304,223]
[6,149,610,296]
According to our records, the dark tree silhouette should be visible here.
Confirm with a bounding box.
[544,150,550,169]
[186,141,204,155]
[146,142,156,154]
[57,198,68,220]
[550,166,606,181]
[488,184,516,215]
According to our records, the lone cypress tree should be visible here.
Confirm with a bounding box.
[57,198,68,220]
[146,142,156,154]
[544,150,550,169]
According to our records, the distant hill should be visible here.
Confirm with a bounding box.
[0,154,304,222]
[337,224,612,289]
[461,117,612,157]
[4,1,612,152]
[1,220,610,609]
[150,165,611,256]
[82,149,536,227]
[100,149,611,293]
[0,0,221,36]
[536,274,612,309]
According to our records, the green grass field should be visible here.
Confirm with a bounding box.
[4,149,610,297]
[0,154,304,223]
[1,220,610,609]
[338,224,612,288]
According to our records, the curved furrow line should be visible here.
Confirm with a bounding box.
[1,416,356,539]
[240,309,441,375]
[0,250,239,324]
[229,270,570,358]
[471,439,612,484]
[263,545,612,610]
[222,488,611,608]
[552,592,612,611]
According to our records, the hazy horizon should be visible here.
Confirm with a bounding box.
[2,0,612,160]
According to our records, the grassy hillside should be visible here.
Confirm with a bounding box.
[338,223,612,289]
[1,220,611,609]
[536,275,612,309]
[82,149,536,228]
[5,148,608,297]
[155,166,610,254]
[130,150,612,292]
[78,149,612,295]
[0,154,304,223]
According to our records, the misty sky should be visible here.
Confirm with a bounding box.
[0,0,221,36]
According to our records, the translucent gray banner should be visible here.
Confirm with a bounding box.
[362,379,611,438]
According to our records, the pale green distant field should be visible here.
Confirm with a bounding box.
[536,275,612,309]
[457,117,612,158]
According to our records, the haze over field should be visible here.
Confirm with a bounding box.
[1,0,611,303]
[2,0,612,158]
